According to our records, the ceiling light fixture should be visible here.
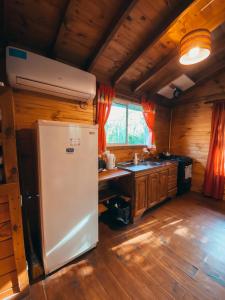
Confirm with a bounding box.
[179,29,211,65]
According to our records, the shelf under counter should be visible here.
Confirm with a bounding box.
[98,168,131,183]
[98,168,132,215]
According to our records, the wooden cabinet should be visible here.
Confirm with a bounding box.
[134,175,148,216]
[168,165,178,197]
[148,173,159,206]
[133,163,177,219]
[159,170,169,201]
[147,170,169,207]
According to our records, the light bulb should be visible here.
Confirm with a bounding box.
[188,47,200,58]
[179,29,211,65]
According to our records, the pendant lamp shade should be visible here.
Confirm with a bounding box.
[179,29,211,65]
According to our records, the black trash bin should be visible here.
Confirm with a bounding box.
[102,197,131,226]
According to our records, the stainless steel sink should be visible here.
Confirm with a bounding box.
[117,160,163,167]
[141,161,162,166]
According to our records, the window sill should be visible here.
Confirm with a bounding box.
[107,144,147,149]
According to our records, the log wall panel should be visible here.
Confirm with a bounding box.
[14,90,170,171]
[0,203,10,223]
[13,90,95,130]
[0,238,14,260]
[171,101,211,193]
[0,222,12,242]
[155,104,171,154]
[0,195,8,204]
[0,256,16,277]
[107,146,145,163]
[0,271,18,295]
[171,69,225,198]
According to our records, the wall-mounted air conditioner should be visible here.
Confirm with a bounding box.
[6,47,96,102]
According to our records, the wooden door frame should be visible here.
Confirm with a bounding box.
[0,87,29,293]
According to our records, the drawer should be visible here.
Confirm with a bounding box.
[169,166,178,176]
[168,175,177,189]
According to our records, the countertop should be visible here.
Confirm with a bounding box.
[117,161,177,173]
[98,161,178,181]
[98,168,131,182]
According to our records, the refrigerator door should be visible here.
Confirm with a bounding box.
[37,120,98,274]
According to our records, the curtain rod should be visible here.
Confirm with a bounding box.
[204,99,225,104]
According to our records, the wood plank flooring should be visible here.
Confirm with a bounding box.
[26,192,225,299]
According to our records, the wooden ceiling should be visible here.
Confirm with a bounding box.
[3,0,225,106]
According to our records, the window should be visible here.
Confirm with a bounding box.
[105,102,151,145]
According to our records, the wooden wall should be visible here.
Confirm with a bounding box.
[13,89,95,195]
[13,85,224,199]
[14,90,171,174]
[13,90,95,130]
[171,100,211,193]
[171,70,225,199]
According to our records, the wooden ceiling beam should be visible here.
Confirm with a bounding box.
[147,35,225,101]
[116,90,171,108]
[86,0,138,72]
[47,0,71,57]
[112,0,194,85]
[133,49,177,93]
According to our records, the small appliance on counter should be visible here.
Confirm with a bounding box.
[105,151,116,170]
[158,153,193,195]
[98,157,106,172]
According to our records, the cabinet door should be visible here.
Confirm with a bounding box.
[135,176,148,216]
[159,170,169,201]
[148,173,159,207]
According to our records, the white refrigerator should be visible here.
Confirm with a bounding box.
[37,120,98,274]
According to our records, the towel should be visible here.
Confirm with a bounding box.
[185,165,192,179]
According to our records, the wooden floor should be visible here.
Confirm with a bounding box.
[26,192,225,299]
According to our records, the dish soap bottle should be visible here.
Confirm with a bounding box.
[133,153,138,165]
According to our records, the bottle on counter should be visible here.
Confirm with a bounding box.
[133,153,139,165]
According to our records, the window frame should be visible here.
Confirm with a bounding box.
[106,99,150,147]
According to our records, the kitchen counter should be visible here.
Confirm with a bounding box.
[98,160,178,222]
[116,160,179,220]
[98,168,131,182]
[117,160,177,173]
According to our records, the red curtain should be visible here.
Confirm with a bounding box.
[141,97,156,146]
[203,101,225,200]
[97,84,115,154]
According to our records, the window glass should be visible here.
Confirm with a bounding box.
[105,103,126,144]
[128,104,150,145]
[105,102,151,145]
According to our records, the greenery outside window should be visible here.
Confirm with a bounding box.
[105,101,151,146]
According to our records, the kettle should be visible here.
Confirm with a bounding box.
[106,153,116,170]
